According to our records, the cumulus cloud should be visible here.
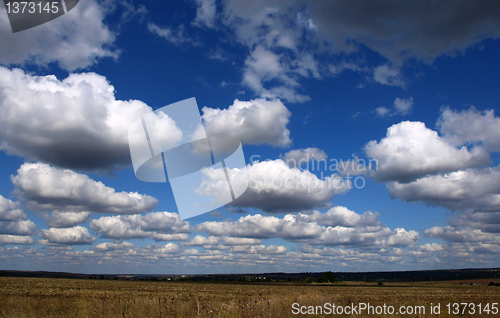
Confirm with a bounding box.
[196,209,417,248]
[386,228,420,246]
[281,148,328,167]
[0,195,35,243]
[0,0,118,70]
[297,207,380,228]
[202,98,292,147]
[0,195,25,221]
[197,214,325,240]
[313,225,393,247]
[387,166,500,212]
[242,46,311,102]
[0,235,34,245]
[0,67,155,172]
[437,107,500,152]
[12,163,158,214]
[90,212,191,240]
[44,212,92,228]
[39,226,95,245]
[365,121,490,183]
[425,226,500,244]
[0,219,36,235]
[230,159,351,212]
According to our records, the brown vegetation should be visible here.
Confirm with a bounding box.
[1,277,499,317]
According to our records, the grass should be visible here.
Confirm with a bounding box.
[1,277,500,317]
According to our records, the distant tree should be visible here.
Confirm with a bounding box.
[324,271,336,283]
[305,277,313,284]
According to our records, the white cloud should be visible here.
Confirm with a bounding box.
[90,212,191,240]
[12,163,158,214]
[230,159,351,212]
[374,106,392,118]
[192,0,217,28]
[39,226,95,245]
[202,98,292,147]
[242,46,311,102]
[221,237,262,245]
[0,235,34,245]
[197,213,324,240]
[420,243,445,252]
[425,226,500,244]
[313,225,393,247]
[0,0,118,70]
[298,207,379,228]
[184,235,220,246]
[375,98,414,117]
[373,65,405,87]
[386,228,420,246]
[387,166,500,212]
[281,148,328,167]
[0,195,25,221]
[393,97,413,115]
[44,212,92,228]
[438,107,500,152]
[0,219,36,235]
[147,23,199,46]
[365,121,491,182]
[0,67,154,172]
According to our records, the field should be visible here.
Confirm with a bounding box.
[1,277,500,317]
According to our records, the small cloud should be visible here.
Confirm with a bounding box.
[394,97,414,115]
[352,111,362,119]
[374,106,392,118]
[208,47,229,61]
[373,64,405,87]
[374,97,414,118]
[148,23,199,47]
[196,76,211,88]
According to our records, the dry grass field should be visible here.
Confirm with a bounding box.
[1,277,499,317]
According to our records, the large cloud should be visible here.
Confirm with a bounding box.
[0,195,24,221]
[0,235,34,245]
[387,166,500,212]
[438,107,500,152]
[202,98,292,147]
[44,212,92,228]
[39,226,96,245]
[196,213,324,240]
[218,0,500,98]
[228,159,351,212]
[196,208,419,248]
[89,212,191,240]
[0,219,36,235]
[0,67,154,172]
[0,195,35,243]
[0,0,118,70]
[12,163,158,214]
[365,121,490,183]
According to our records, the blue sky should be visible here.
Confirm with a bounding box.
[1,0,500,274]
